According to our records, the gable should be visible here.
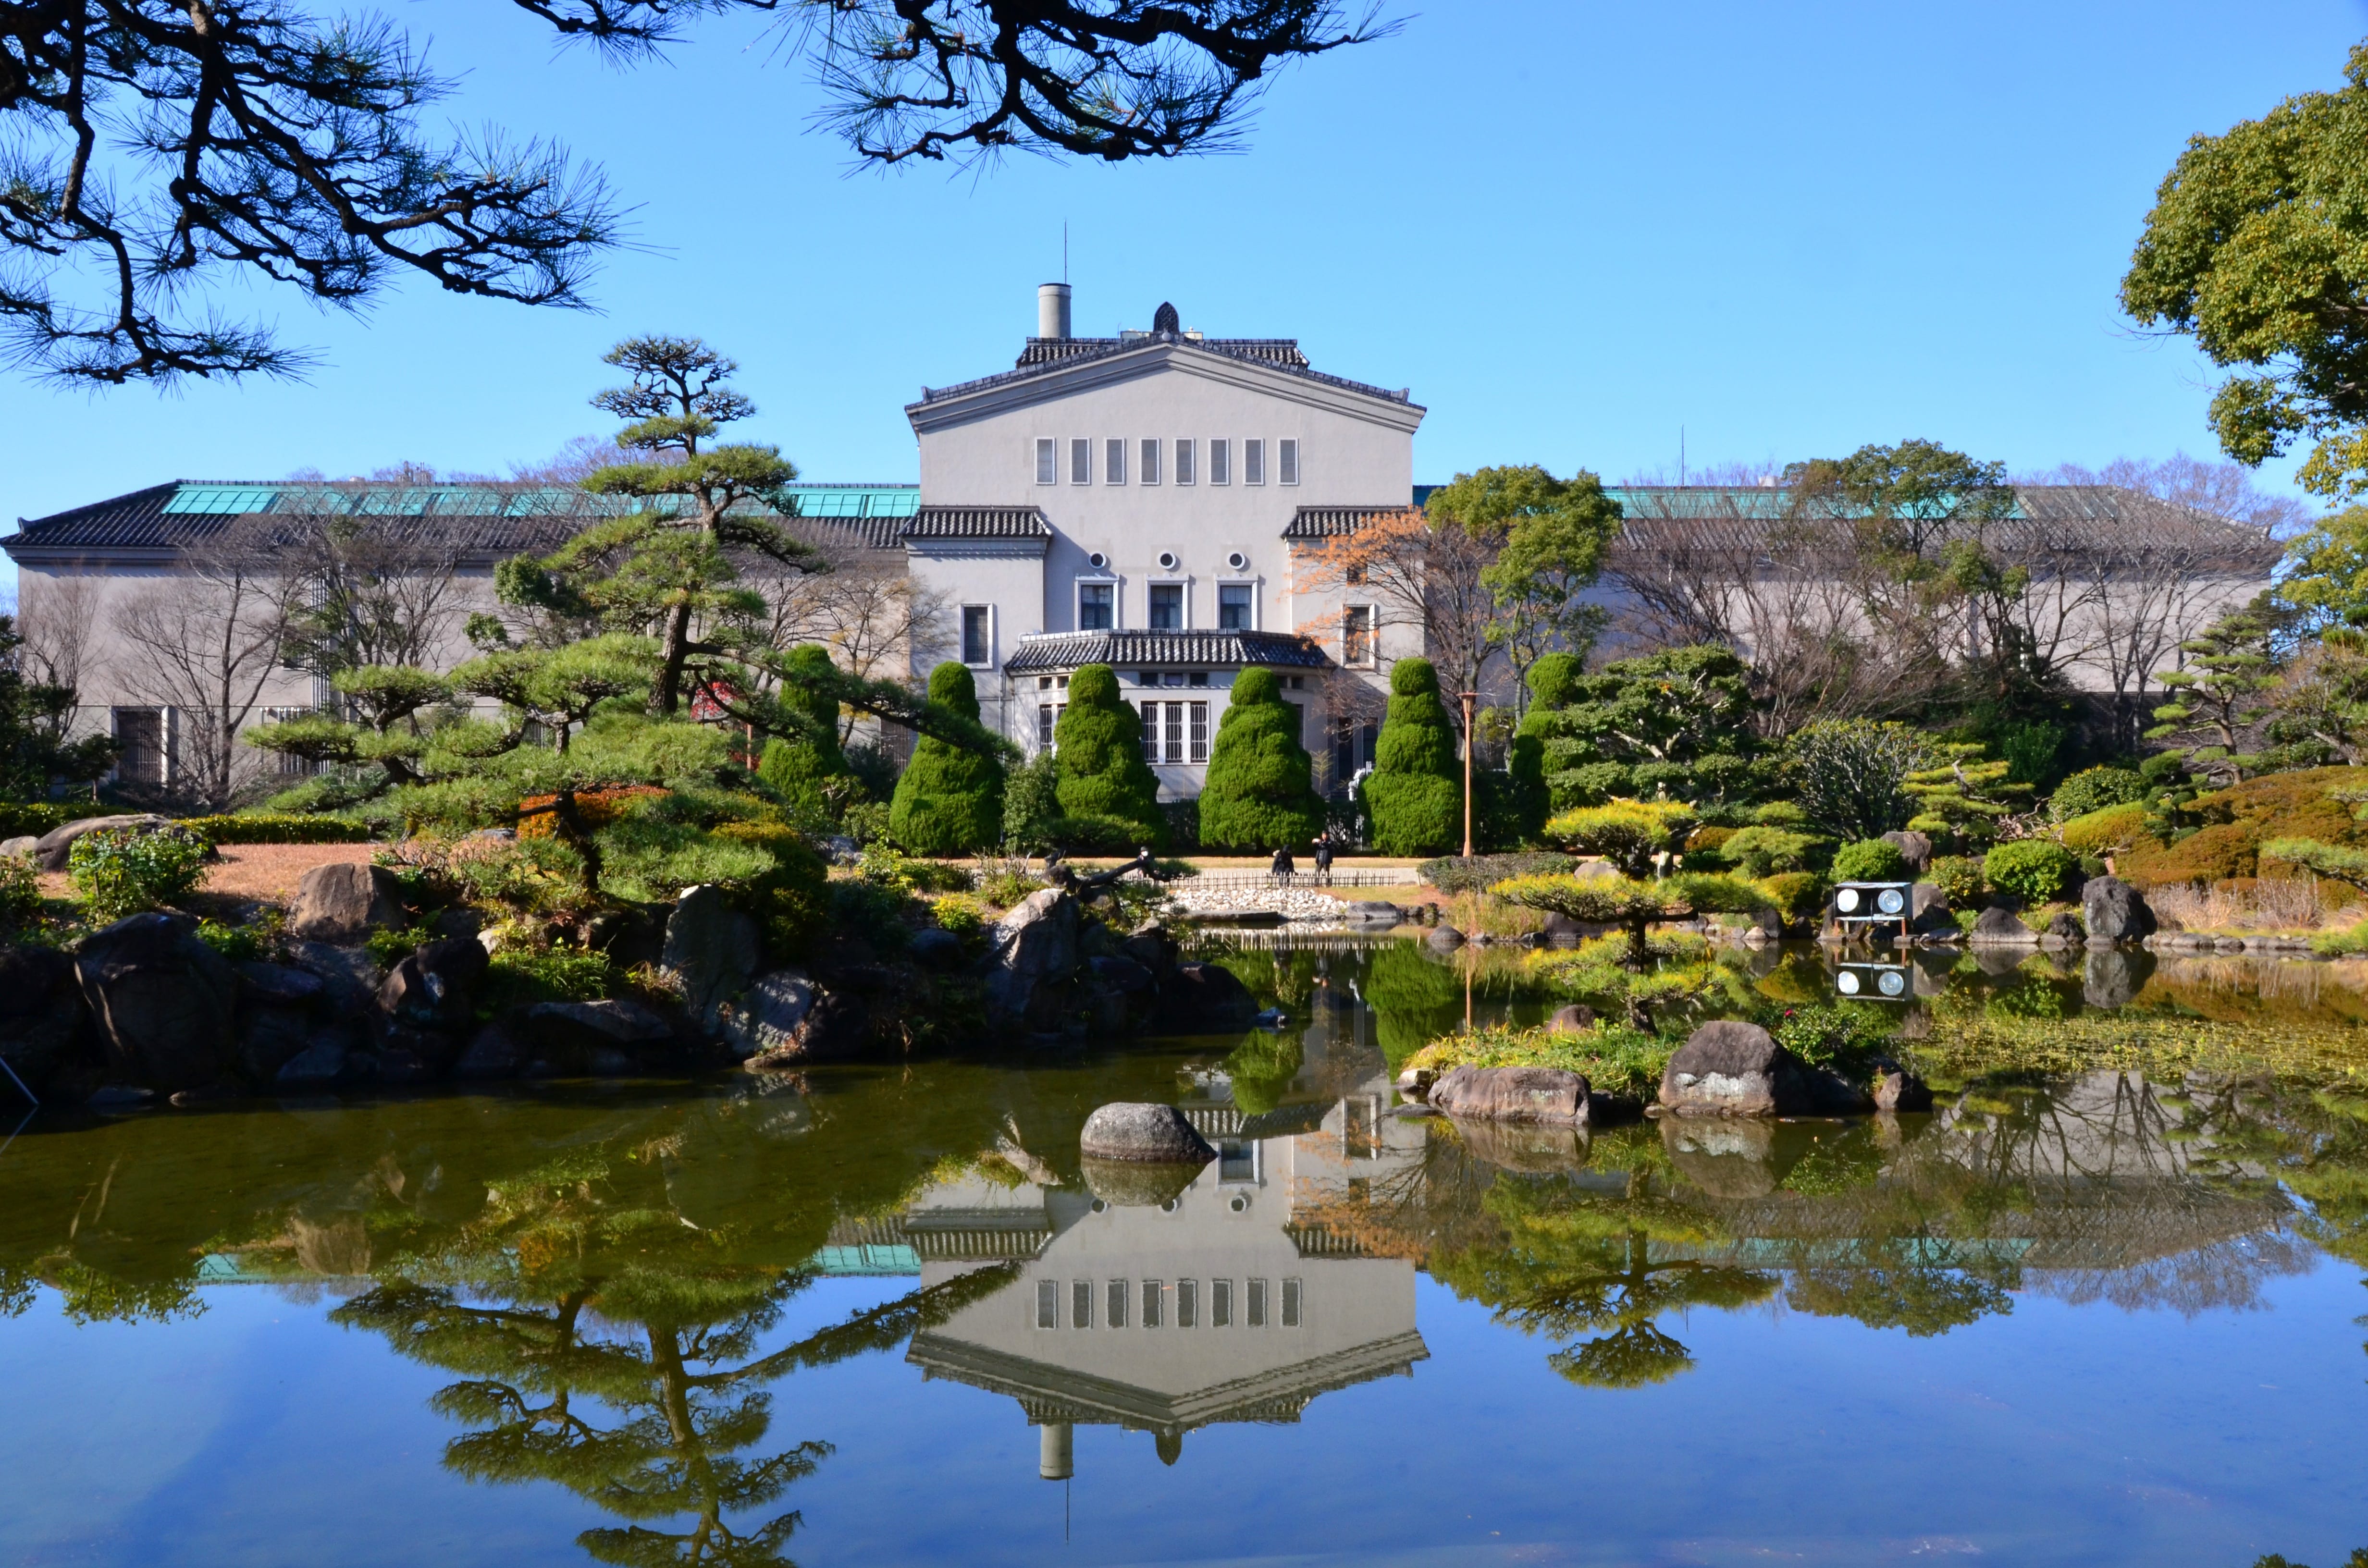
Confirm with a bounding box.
[907,340,1424,437]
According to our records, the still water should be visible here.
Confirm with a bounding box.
[5,941,2368,1567]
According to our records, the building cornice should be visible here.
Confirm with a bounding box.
[906,341,1426,437]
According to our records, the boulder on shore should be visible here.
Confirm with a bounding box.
[74,913,239,1092]
[1425,925,1467,953]
[1167,962,1258,1033]
[1080,1102,1215,1164]
[1428,1065,1591,1125]
[2082,875,2156,943]
[1659,1020,1811,1117]
[288,862,406,944]
[1880,829,1933,874]
[0,945,91,1098]
[34,814,175,873]
[1968,905,2037,945]
[721,969,819,1061]
[983,888,1080,1023]
[376,937,488,1033]
[1547,1003,1597,1034]
[662,884,760,1035]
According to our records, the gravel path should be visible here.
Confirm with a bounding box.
[1166,883,1366,922]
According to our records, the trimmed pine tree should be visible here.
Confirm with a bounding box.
[1197,667,1325,851]
[888,662,1005,855]
[1054,664,1165,847]
[758,644,849,821]
[1361,656,1463,856]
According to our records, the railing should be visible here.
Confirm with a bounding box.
[1138,869,1417,891]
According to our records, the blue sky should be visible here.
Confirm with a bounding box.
[6,0,2365,546]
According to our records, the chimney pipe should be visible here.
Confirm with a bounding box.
[1037,282,1072,341]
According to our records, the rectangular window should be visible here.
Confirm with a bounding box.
[1175,439,1196,486]
[1247,1278,1269,1327]
[1079,582,1113,630]
[1070,438,1092,485]
[1279,439,1299,485]
[1037,1279,1059,1329]
[1148,582,1183,630]
[114,708,164,784]
[1212,1279,1233,1328]
[1344,604,1374,667]
[1038,704,1056,751]
[262,706,315,775]
[1142,1280,1163,1328]
[1140,702,1159,763]
[1283,699,1303,751]
[1072,1279,1093,1329]
[1178,1279,1198,1328]
[1036,438,1057,485]
[1282,1278,1301,1327]
[962,605,990,666]
[1219,1139,1256,1183]
[1107,1279,1129,1329]
[1244,439,1265,485]
[1189,701,1208,764]
[1105,438,1127,485]
[1141,438,1161,485]
[1163,702,1184,764]
[1218,583,1252,630]
[1209,439,1231,485]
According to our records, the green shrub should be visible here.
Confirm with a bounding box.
[857,840,974,894]
[1044,813,1146,855]
[757,645,851,823]
[1829,839,1910,883]
[888,663,1006,854]
[830,877,915,950]
[69,825,209,920]
[1984,839,2078,904]
[485,944,616,1011]
[365,923,432,967]
[1721,824,1825,877]
[0,851,41,931]
[1360,657,1462,857]
[1507,652,1580,839]
[1421,851,1572,894]
[840,800,890,846]
[999,750,1062,852]
[2048,765,2145,823]
[1053,665,1164,845]
[1785,719,1925,838]
[931,893,989,937]
[977,862,1042,908]
[1754,871,1826,921]
[193,919,263,962]
[0,802,77,839]
[1161,796,1201,852]
[1928,855,1986,906]
[180,814,375,845]
[1198,668,1325,851]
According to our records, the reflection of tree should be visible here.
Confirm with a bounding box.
[1786,1234,2015,1336]
[337,1265,1015,1566]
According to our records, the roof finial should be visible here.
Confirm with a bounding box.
[1152,301,1179,336]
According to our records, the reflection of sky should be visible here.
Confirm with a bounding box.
[6,1250,2368,1567]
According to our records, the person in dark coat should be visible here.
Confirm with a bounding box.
[1313,835,1335,886]
[1270,845,1295,886]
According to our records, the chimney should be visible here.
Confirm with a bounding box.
[1037,282,1072,341]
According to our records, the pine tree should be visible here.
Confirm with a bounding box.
[1361,657,1463,856]
[1053,664,1166,847]
[888,664,1006,855]
[1198,667,1325,851]
[2148,598,2283,786]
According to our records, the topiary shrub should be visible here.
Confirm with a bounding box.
[1420,851,1572,894]
[1720,824,1826,877]
[1544,798,1697,879]
[1829,838,1909,883]
[1508,651,1582,838]
[1983,839,2078,905]
[2059,801,2151,857]
[1360,657,1463,857]
[757,644,851,823]
[1753,870,1826,922]
[1197,667,1324,851]
[70,824,210,920]
[1053,665,1164,848]
[1928,855,1986,906]
[2049,765,2145,823]
[889,663,1007,855]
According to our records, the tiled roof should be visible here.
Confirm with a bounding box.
[5,480,916,561]
[1004,628,1332,673]
[1283,504,1422,540]
[913,331,1419,411]
[900,506,1053,539]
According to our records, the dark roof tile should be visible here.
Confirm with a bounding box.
[1004,629,1332,673]
[901,506,1053,539]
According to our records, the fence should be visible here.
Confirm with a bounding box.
[1133,869,1417,892]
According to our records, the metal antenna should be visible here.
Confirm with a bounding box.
[1680,425,1686,486]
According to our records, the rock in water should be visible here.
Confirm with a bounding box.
[74,913,239,1092]
[1426,925,1466,952]
[1079,1158,1205,1208]
[288,862,406,944]
[1659,1020,1810,1117]
[984,888,1080,1022]
[662,884,760,1035]
[0,945,91,1098]
[721,969,819,1060]
[33,813,175,873]
[1968,905,2036,945]
[1080,1102,1215,1164]
[376,937,489,1032]
[2083,948,2154,1010]
[1428,1065,1591,1125]
[1873,1067,1934,1112]
[2081,875,2156,942]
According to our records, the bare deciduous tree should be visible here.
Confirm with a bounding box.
[1294,507,1511,722]
[753,532,949,737]
[15,573,103,697]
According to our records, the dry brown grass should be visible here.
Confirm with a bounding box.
[2144,877,2367,934]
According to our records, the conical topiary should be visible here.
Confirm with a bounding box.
[1360,656,1462,856]
[759,644,849,821]
[1197,667,1325,852]
[1508,651,1581,843]
[1054,664,1165,847]
[888,662,1005,855]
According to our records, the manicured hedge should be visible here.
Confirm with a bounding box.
[1197,668,1324,851]
[1360,658,1462,856]
[1052,665,1163,846]
[182,813,379,845]
[1420,851,1571,894]
[0,801,78,839]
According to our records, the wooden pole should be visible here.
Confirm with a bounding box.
[1458,690,1478,860]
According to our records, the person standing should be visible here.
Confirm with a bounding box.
[1270,845,1295,887]
[1313,834,1334,887]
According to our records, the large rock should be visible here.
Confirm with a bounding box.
[74,913,239,1091]
[1425,925,1467,953]
[2083,948,2155,1010]
[273,1024,355,1089]
[452,1022,522,1080]
[1080,1102,1216,1164]
[1429,1065,1591,1125]
[1880,830,1933,874]
[0,945,91,1099]
[1659,1020,1811,1117]
[376,937,488,1033]
[520,998,675,1064]
[34,814,174,873]
[1166,962,1258,1033]
[662,884,761,1035]
[908,927,965,971]
[983,888,1080,1022]
[721,969,819,1060]
[1968,905,2036,945]
[2082,875,2156,943]
[1079,1158,1205,1208]
[236,961,323,1007]
[1908,883,1953,934]
[234,1004,315,1084]
[288,862,406,944]
[1873,1067,1934,1113]
[1547,1003,1597,1034]
[1540,910,1588,942]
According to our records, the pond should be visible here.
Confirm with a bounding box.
[4,940,2368,1567]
